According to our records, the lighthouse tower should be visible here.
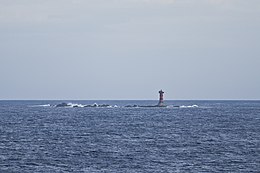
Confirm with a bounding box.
[158,90,165,107]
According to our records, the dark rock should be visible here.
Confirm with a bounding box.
[56,103,69,107]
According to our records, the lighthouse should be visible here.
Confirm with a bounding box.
[158,90,165,107]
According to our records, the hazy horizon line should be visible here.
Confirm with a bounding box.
[1,99,260,101]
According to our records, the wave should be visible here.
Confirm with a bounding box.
[31,102,199,109]
[179,105,199,108]
[67,103,85,108]
[55,102,118,108]
[30,104,51,107]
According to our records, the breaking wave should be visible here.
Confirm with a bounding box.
[179,105,199,108]
[30,103,200,109]
[66,103,85,108]
[54,102,118,108]
[30,104,51,107]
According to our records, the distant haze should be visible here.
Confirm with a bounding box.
[0,0,260,100]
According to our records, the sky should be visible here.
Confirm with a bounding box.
[0,0,260,100]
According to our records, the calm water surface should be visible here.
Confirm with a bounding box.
[0,100,259,172]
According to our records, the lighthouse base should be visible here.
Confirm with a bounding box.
[157,101,166,107]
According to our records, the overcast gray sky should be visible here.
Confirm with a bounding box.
[0,0,260,100]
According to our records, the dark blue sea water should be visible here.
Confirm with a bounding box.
[0,100,259,173]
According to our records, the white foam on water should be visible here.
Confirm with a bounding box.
[180,105,199,108]
[30,104,51,107]
[32,103,201,109]
[67,103,85,108]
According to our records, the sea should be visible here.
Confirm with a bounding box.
[0,100,259,173]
